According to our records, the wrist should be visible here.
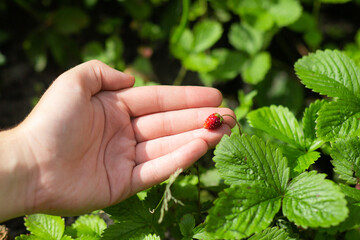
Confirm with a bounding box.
[0,127,38,222]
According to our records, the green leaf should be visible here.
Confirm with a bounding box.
[316,99,360,141]
[142,234,161,240]
[330,137,360,184]
[227,0,273,30]
[269,0,302,27]
[247,105,305,148]
[200,48,246,82]
[183,53,219,72]
[326,184,360,233]
[241,51,271,84]
[46,31,78,68]
[60,236,72,240]
[192,224,216,240]
[213,134,289,193]
[82,41,105,62]
[102,196,155,239]
[15,235,37,240]
[283,171,348,228]
[189,0,207,20]
[281,147,320,178]
[170,28,194,60]
[139,22,164,41]
[248,227,298,240]
[302,100,326,150]
[104,35,125,69]
[53,7,89,34]
[295,49,360,101]
[340,184,360,202]
[228,22,264,56]
[0,51,6,65]
[294,151,320,175]
[250,12,274,31]
[192,20,223,53]
[289,12,317,33]
[71,215,106,238]
[24,214,65,240]
[234,90,258,120]
[345,230,360,240]
[205,183,282,239]
[23,33,48,72]
[179,214,195,237]
[121,0,152,20]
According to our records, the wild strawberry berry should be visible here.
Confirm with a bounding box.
[203,113,224,129]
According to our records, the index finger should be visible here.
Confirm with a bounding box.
[118,86,223,117]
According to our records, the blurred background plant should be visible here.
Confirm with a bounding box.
[1,0,360,238]
[1,0,360,127]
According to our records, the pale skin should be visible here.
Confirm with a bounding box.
[0,60,235,222]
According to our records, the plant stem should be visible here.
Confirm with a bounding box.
[195,163,202,218]
[173,65,187,85]
[313,0,321,26]
[222,114,242,134]
[170,0,190,45]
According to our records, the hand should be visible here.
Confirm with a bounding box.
[0,60,235,221]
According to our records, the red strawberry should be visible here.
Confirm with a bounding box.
[203,113,224,129]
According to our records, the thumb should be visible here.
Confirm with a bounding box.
[55,60,135,97]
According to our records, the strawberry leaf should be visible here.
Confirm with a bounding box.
[302,100,325,150]
[205,183,282,239]
[228,22,264,56]
[316,99,360,141]
[325,184,360,234]
[70,215,106,238]
[241,51,271,84]
[170,28,194,60]
[199,48,246,84]
[247,105,305,149]
[283,171,348,228]
[248,227,298,240]
[282,146,320,178]
[269,0,302,27]
[142,234,161,240]
[102,195,157,240]
[295,49,360,101]
[213,134,289,193]
[23,214,66,240]
[192,20,223,53]
[183,53,219,73]
[330,137,360,184]
[179,214,195,238]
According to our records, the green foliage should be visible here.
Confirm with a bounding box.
[247,103,324,177]
[213,134,289,192]
[330,137,360,184]
[295,50,360,141]
[15,213,106,240]
[171,19,223,73]
[204,134,348,238]
[102,195,159,239]
[283,171,347,228]
[206,183,282,239]
[21,214,66,240]
[248,227,298,240]
[7,1,360,240]
[295,50,360,101]
[228,22,264,56]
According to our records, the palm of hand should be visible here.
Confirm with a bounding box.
[19,61,234,216]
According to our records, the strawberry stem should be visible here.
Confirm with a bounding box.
[222,114,242,134]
